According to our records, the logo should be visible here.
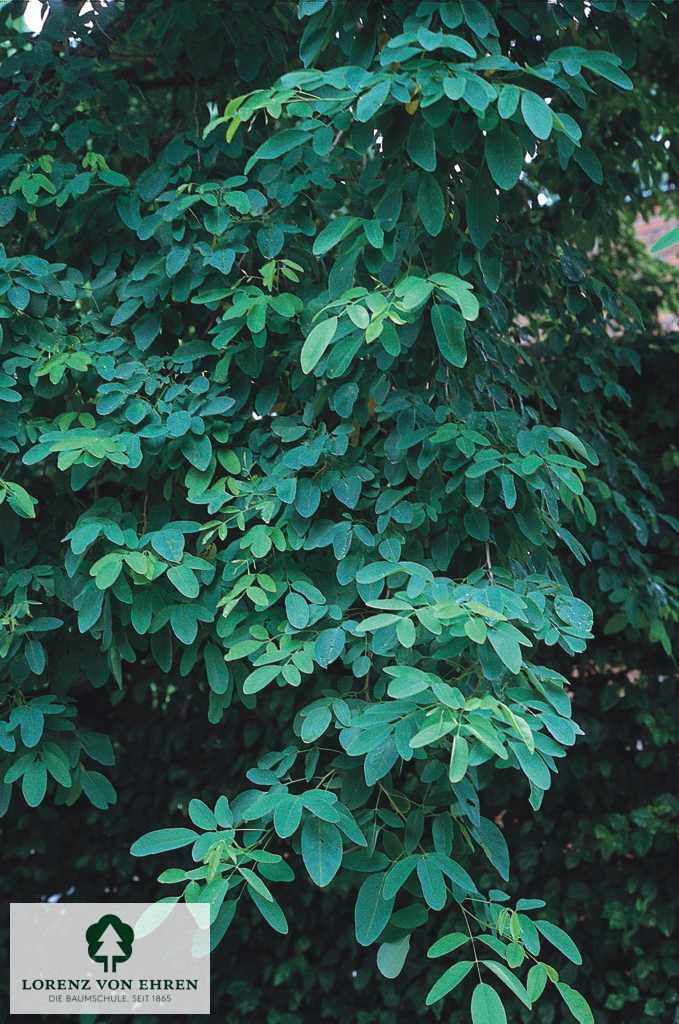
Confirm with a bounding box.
[11,902,210,1014]
[86,914,135,973]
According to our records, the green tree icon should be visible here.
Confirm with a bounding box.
[86,914,134,973]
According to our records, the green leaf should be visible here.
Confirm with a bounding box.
[166,246,190,276]
[498,84,520,119]
[248,887,289,934]
[527,965,547,1002]
[574,147,604,184]
[301,317,338,374]
[22,761,47,807]
[356,80,391,123]
[467,172,498,249]
[364,738,399,785]
[18,706,44,747]
[239,866,274,902]
[356,612,400,633]
[243,665,280,695]
[431,304,467,367]
[314,628,345,667]
[285,591,310,629]
[376,935,410,979]
[427,932,469,958]
[167,564,200,598]
[396,617,416,648]
[449,734,469,782]
[42,750,71,788]
[0,196,17,227]
[430,273,479,320]
[535,920,583,964]
[410,709,456,748]
[488,626,523,674]
[407,120,436,172]
[130,827,199,856]
[300,705,332,743]
[301,818,342,887]
[6,483,37,519]
[313,217,361,257]
[521,91,553,140]
[417,175,446,237]
[556,982,594,1024]
[481,961,532,1007]
[650,224,679,253]
[246,129,308,170]
[274,794,303,839]
[554,594,593,634]
[383,855,418,900]
[426,961,474,1005]
[170,606,198,645]
[354,872,394,946]
[485,125,524,191]
[300,789,339,822]
[417,857,447,910]
[91,553,123,590]
[462,0,496,37]
[204,644,230,695]
[471,982,507,1024]
[150,529,184,562]
[188,798,217,830]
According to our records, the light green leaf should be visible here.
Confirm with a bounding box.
[239,866,273,902]
[376,935,410,979]
[431,304,467,367]
[356,80,391,123]
[485,125,524,191]
[417,175,446,237]
[167,564,200,598]
[301,317,338,374]
[248,887,289,935]
[426,961,474,1005]
[274,794,303,839]
[313,218,361,257]
[449,734,469,783]
[498,84,519,119]
[285,591,310,629]
[417,857,447,910]
[556,982,594,1024]
[471,982,507,1024]
[383,855,418,900]
[527,964,547,1002]
[427,932,469,958]
[650,224,679,254]
[243,665,280,695]
[130,827,198,856]
[535,920,583,964]
[301,818,342,887]
[521,91,553,140]
[354,872,394,946]
[246,129,308,171]
[22,761,47,807]
[481,961,532,1007]
[488,626,523,674]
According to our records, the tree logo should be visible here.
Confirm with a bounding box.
[86,914,134,973]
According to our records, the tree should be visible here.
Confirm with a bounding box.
[1,0,677,1021]
[97,925,124,972]
[86,913,134,972]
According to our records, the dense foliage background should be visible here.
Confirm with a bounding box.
[1,1,677,1021]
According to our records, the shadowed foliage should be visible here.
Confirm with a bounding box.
[0,1,677,1021]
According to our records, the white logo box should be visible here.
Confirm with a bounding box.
[10,902,210,1015]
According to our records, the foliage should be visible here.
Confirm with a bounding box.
[0,0,677,1021]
